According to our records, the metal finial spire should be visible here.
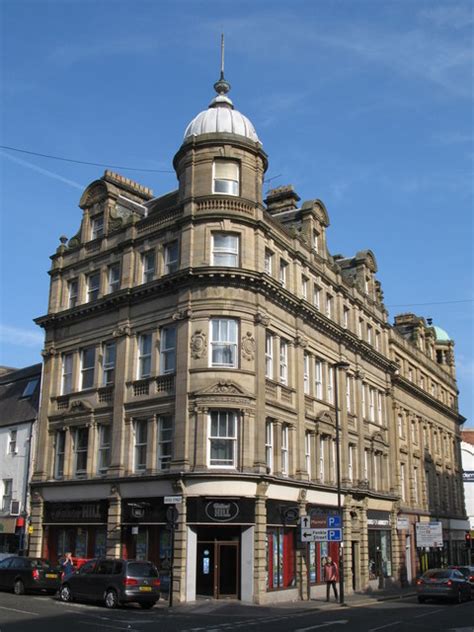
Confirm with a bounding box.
[214,33,231,96]
[220,33,225,80]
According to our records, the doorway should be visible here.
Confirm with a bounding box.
[196,539,239,599]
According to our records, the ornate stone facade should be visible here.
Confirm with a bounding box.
[30,74,468,604]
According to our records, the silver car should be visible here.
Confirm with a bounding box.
[416,568,472,603]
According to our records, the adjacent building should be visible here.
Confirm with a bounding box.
[0,364,41,554]
[461,430,474,563]
[29,70,468,603]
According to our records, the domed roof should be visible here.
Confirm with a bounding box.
[183,72,260,144]
[433,325,451,341]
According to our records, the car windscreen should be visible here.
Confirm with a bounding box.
[126,562,158,577]
[450,567,469,577]
[423,570,451,579]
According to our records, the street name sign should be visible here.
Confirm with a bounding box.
[164,496,183,504]
[301,528,328,542]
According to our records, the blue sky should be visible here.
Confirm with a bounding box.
[1,0,473,426]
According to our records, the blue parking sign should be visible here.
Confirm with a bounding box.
[327,515,341,528]
[327,528,342,541]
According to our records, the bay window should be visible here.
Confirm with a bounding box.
[213,160,239,195]
[212,233,239,267]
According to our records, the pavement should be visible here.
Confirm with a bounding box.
[167,584,417,615]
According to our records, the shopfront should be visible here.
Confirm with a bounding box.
[121,497,170,570]
[266,501,298,592]
[187,497,255,600]
[367,510,392,583]
[43,501,108,563]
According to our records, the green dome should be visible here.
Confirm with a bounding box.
[433,325,451,341]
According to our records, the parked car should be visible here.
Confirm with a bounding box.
[59,558,160,609]
[0,556,60,595]
[416,568,472,603]
[448,565,474,592]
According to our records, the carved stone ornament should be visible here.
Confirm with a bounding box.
[212,381,242,394]
[41,346,57,358]
[70,400,92,412]
[113,325,131,338]
[254,311,270,326]
[295,335,308,348]
[190,330,207,359]
[172,309,193,321]
[241,332,256,361]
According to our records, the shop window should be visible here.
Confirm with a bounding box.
[266,528,296,590]
[210,318,238,368]
[164,240,179,274]
[208,410,237,468]
[212,233,239,267]
[213,160,239,196]
[160,327,176,374]
[157,415,173,470]
[368,530,392,579]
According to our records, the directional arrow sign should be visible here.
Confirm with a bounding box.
[301,528,328,542]
[300,515,310,529]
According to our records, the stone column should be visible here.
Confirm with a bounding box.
[147,415,157,472]
[298,490,309,600]
[107,487,122,558]
[108,325,131,477]
[32,348,56,481]
[28,490,44,558]
[254,482,268,604]
[172,311,192,471]
[253,311,271,473]
[273,420,282,475]
[294,334,308,480]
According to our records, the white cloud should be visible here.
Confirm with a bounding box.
[0,324,44,349]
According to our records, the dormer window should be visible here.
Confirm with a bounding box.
[213,160,239,196]
[90,214,104,240]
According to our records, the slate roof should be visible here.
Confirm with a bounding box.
[0,363,42,428]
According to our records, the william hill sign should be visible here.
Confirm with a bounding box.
[44,501,108,524]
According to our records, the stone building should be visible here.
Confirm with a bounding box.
[29,70,468,603]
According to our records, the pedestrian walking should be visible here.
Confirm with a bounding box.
[324,556,339,602]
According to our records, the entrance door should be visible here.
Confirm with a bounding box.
[217,542,238,598]
[196,540,239,598]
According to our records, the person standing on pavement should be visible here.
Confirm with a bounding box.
[60,552,74,579]
[324,556,339,602]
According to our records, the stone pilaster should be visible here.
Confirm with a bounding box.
[253,482,268,604]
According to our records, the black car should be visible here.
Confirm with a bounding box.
[0,556,60,595]
[59,558,160,609]
[416,568,472,603]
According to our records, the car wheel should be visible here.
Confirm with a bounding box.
[417,596,425,603]
[59,584,73,602]
[13,579,25,595]
[104,589,119,609]
[139,602,156,609]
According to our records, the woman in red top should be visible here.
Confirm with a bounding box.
[323,556,339,602]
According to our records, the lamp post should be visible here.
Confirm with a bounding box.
[333,360,350,606]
